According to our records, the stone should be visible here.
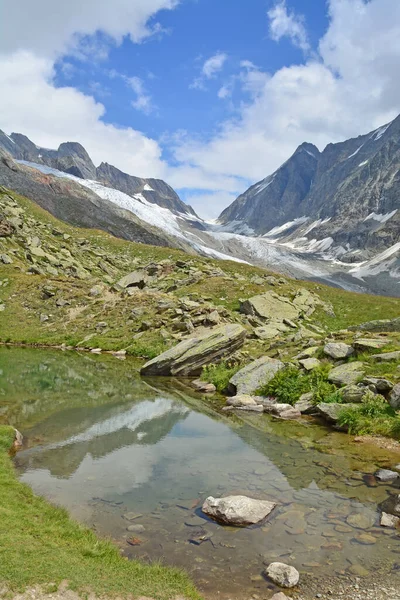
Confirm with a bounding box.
[123,512,143,521]
[341,385,367,403]
[240,291,301,322]
[389,384,400,409]
[316,402,346,424]
[363,377,394,393]
[294,393,316,415]
[191,379,216,393]
[354,533,377,545]
[353,338,389,351]
[89,285,104,297]
[254,325,286,340]
[115,270,148,290]
[226,395,258,407]
[346,513,375,529]
[381,494,400,517]
[299,357,321,371]
[126,524,145,533]
[0,254,12,264]
[206,310,220,325]
[264,563,299,589]
[12,429,23,451]
[264,403,301,419]
[202,495,276,526]
[371,350,400,362]
[381,512,400,528]
[140,324,246,377]
[327,362,365,386]
[375,469,399,482]
[295,346,319,359]
[323,342,354,359]
[228,356,284,396]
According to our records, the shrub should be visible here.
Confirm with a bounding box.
[202,361,241,393]
[337,393,400,439]
[257,366,310,405]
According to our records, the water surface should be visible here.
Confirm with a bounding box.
[1,347,399,596]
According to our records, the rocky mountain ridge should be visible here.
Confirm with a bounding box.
[0,130,195,217]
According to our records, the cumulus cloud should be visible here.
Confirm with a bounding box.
[191,52,228,90]
[268,0,310,53]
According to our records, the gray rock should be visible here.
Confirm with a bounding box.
[323,342,354,359]
[371,350,400,362]
[140,324,246,377]
[202,495,276,526]
[299,357,321,371]
[253,325,287,340]
[389,383,400,409]
[353,338,389,351]
[264,562,299,588]
[265,403,301,419]
[375,469,399,482]
[294,392,316,415]
[240,291,301,322]
[349,318,400,333]
[380,512,400,528]
[115,269,149,290]
[0,253,13,264]
[363,377,394,393]
[228,356,284,396]
[295,346,319,359]
[328,362,365,386]
[226,395,259,408]
[126,524,145,533]
[316,402,357,424]
[341,385,367,403]
[191,379,216,393]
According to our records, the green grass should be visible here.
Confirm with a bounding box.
[202,361,241,393]
[0,425,200,599]
[256,364,341,406]
[337,394,400,439]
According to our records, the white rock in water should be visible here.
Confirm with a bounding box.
[202,495,276,526]
[265,562,300,588]
[380,512,400,528]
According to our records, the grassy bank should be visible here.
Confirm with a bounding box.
[0,426,200,599]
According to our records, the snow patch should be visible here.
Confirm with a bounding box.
[364,210,397,224]
[346,145,364,159]
[143,183,154,192]
[358,160,368,167]
[349,242,400,280]
[263,216,309,238]
[373,123,391,141]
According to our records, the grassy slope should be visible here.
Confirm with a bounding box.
[0,425,199,599]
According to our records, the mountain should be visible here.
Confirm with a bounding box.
[0,130,195,217]
[218,116,400,263]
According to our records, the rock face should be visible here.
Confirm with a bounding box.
[328,362,365,386]
[140,324,246,377]
[264,562,300,588]
[202,495,276,526]
[323,342,354,359]
[228,356,284,396]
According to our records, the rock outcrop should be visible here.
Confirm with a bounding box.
[202,495,276,526]
[140,324,246,376]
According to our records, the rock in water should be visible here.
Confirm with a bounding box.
[265,562,300,588]
[228,355,284,395]
[375,469,399,482]
[140,324,246,376]
[202,495,276,526]
[380,512,400,528]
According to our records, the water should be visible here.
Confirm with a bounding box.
[1,347,400,596]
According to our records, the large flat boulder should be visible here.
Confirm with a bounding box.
[115,269,148,290]
[328,362,365,386]
[228,356,284,396]
[316,402,358,424]
[240,291,300,322]
[140,324,246,377]
[202,495,276,526]
[371,351,400,362]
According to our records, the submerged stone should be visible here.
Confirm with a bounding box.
[202,495,276,526]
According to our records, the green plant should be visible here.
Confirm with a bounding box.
[337,393,400,439]
[257,366,310,405]
[202,361,241,392]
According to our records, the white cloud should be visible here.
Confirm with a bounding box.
[0,0,180,59]
[171,0,400,210]
[183,191,238,221]
[128,77,154,114]
[191,52,228,90]
[268,1,310,53]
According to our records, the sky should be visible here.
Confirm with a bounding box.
[1,0,400,219]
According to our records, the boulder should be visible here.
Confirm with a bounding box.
[226,395,259,408]
[254,325,287,340]
[381,494,400,518]
[371,351,400,362]
[115,269,149,290]
[202,495,276,526]
[341,385,367,403]
[375,469,399,482]
[140,324,246,376]
[389,384,400,410]
[240,291,300,322]
[299,357,321,371]
[328,362,365,386]
[228,356,284,396]
[294,393,316,415]
[380,512,400,528]
[295,346,319,359]
[349,318,400,333]
[264,403,301,419]
[264,562,299,588]
[353,338,389,351]
[363,377,394,393]
[191,379,216,393]
[316,402,358,425]
[323,342,354,359]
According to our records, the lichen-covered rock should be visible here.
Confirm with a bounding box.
[299,357,321,371]
[371,351,400,362]
[240,291,301,322]
[265,562,300,588]
[323,342,354,359]
[353,338,389,351]
[341,385,367,403]
[294,392,316,414]
[141,324,246,376]
[328,362,365,386]
[389,383,400,409]
[115,269,149,290]
[202,495,276,526]
[228,356,284,396]
[316,402,358,425]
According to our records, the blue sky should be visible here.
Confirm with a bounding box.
[1,0,400,218]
